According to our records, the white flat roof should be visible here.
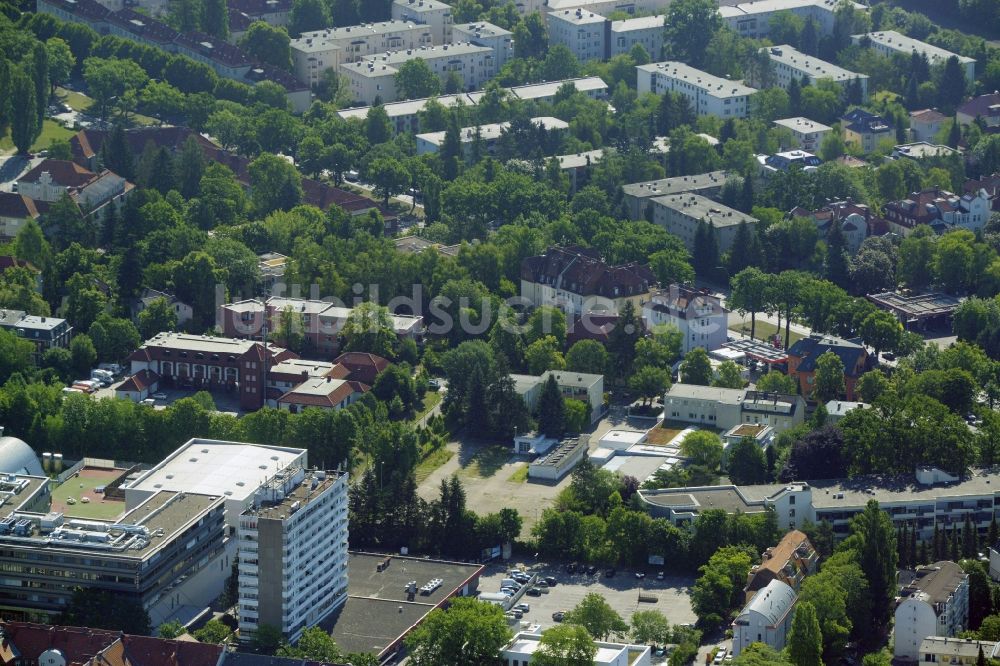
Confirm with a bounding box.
[393,0,450,11]
[722,0,854,15]
[417,116,568,146]
[765,45,866,83]
[509,76,607,100]
[128,439,306,503]
[600,430,647,445]
[638,61,757,97]
[453,21,512,37]
[548,8,606,24]
[612,15,665,31]
[857,30,975,65]
[774,116,833,133]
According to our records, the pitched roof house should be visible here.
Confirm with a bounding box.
[786,333,870,401]
[744,530,818,601]
[841,108,893,153]
[0,193,40,241]
[883,187,992,235]
[957,92,1000,127]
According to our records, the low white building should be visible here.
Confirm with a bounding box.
[392,0,453,43]
[648,193,759,254]
[824,400,868,424]
[528,437,590,481]
[895,562,970,662]
[774,117,833,152]
[663,384,806,433]
[502,631,651,666]
[731,579,797,656]
[637,61,756,119]
[642,284,729,354]
[719,0,861,38]
[415,116,569,156]
[920,637,1000,665]
[762,45,868,98]
[341,42,496,104]
[290,21,434,87]
[854,30,976,82]
[891,142,960,162]
[452,21,513,68]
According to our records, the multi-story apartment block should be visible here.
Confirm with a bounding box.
[0,310,72,362]
[637,62,756,118]
[896,562,970,661]
[543,0,670,16]
[773,117,832,152]
[641,285,729,354]
[854,31,976,82]
[548,8,609,62]
[290,21,434,87]
[453,21,514,68]
[622,171,733,220]
[611,15,664,59]
[762,45,869,98]
[647,193,759,254]
[237,466,348,643]
[392,0,453,43]
[341,43,495,104]
[719,0,861,38]
[520,245,655,316]
[415,116,569,155]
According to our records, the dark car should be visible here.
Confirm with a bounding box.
[526,587,542,597]
[565,562,577,573]
[552,611,565,622]
[545,576,557,586]
[586,565,598,575]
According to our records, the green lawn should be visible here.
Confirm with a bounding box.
[57,87,94,113]
[412,390,442,423]
[728,319,806,347]
[0,119,75,154]
[507,463,529,483]
[50,479,127,521]
[415,446,454,484]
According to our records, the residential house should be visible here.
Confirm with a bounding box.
[501,631,651,666]
[276,376,368,413]
[641,284,729,354]
[116,369,160,402]
[0,310,72,362]
[662,384,806,433]
[824,400,868,424]
[512,370,604,422]
[0,193,40,241]
[891,142,960,162]
[786,333,869,401]
[258,251,288,291]
[957,93,1000,128]
[721,423,774,466]
[744,531,818,601]
[854,31,976,82]
[883,187,992,235]
[636,62,756,119]
[841,108,893,153]
[647,193,759,254]
[757,150,821,176]
[789,199,881,254]
[331,351,390,385]
[964,174,1000,212]
[895,562,970,661]
[910,109,948,142]
[520,246,655,316]
[132,288,193,329]
[919,637,1000,665]
[16,159,133,222]
[731,579,797,656]
[773,117,832,152]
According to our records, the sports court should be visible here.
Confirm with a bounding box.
[50,466,128,521]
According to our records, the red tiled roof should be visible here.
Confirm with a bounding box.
[0,193,39,220]
[19,159,96,188]
[521,246,655,299]
[119,633,223,666]
[332,352,389,385]
[0,622,120,665]
[0,256,38,272]
[278,379,368,408]
[118,369,160,392]
[910,108,947,123]
[227,0,292,16]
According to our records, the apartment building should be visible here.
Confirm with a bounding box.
[453,21,514,68]
[16,159,134,223]
[910,108,948,142]
[513,370,605,421]
[854,31,976,82]
[637,61,756,118]
[883,187,992,235]
[787,333,870,401]
[719,0,860,38]
[920,638,1000,665]
[415,116,569,155]
[392,0,453,43]
[611,15,664,59]
[341,43,495,104]
[520,245,655,316]
[773,117,832,152]
[762,45,869,98]
[0,310,72,362]
[744,530,818,601]
[502,632,651,665]
[548,8,608,62]
[641,285,728,354]
[958,93,1000,128]
[622,171,732,220]
[238,467,348,643]
[841,108,894,153]
[290,21,434,87]
[648,193,759,254]
[543,0,670,16]
[896,562,969,661]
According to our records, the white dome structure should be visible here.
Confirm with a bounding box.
[0,437,43,476]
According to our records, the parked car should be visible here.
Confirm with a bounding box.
[714,648,728,665]
[565,562,577,573]
[152,392,167,400]
[585,565,598,575]
[544,576,557,586]
[656,570,665,580]
[526,588,542,597]
[345,169,360,182]
[514,603,530,612]
[552,611,565,622]
[427,378,441,390]
[634,572,646,580]
[510,610,523,619]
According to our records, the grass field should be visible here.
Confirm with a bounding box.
[415,446,454,484]
[507,463,529,483]
[0,120,75,154]
[412,391,442,423]
[57,87,94,113]
[645,425,683,446]
[50,468,127,521]
[728,320,806,347]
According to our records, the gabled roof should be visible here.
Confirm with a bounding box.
[0,193,39,220]
[787,334,867,376]
[118,369,160,393]
[277,378,368,408]
[910,108,947,123]
[959,93,1000,118]
[332,352,390,385]
[19,159,96,188]
[521,246,654,299]
[0,622,120,665]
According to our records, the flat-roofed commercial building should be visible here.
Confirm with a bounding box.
[637,61,756,118]
[648,193,759,253]
[341,43,495,104]
[853,31,976,82]
[290,21,434,87]
[762,45,868,98]
[238,467,348,643]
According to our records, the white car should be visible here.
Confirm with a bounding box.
[152,392,167,400]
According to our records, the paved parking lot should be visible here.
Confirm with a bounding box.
[477,561,696,633]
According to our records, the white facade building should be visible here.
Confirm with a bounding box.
[719,0,861,38]
[452,21,514,68]
[763,45,869,98]
[415,116,568,155]
[773,117,833,152]
[642,284,729,354]
[548,8,608,62]
[610,14,664,60]
[543,0,669,16]
[731,579,797,656]
[501,632,651,665]
[895,562,970,662]
[392,0,453,43]
[237,467,349,644]
[853,31,976,82]
[290,21,434,87]
[648,193,759,254]
[637,61,756,118]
